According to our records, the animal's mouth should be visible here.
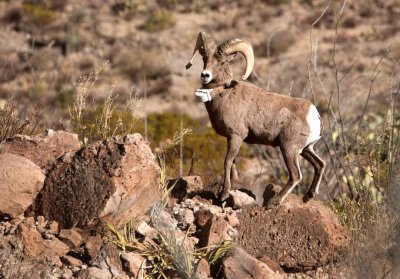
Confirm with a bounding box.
[201,70,212,84]
[201,77,212,84]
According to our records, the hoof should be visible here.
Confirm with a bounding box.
[302,192,314,203]
[266,196,281,209]
[218,191,230,203]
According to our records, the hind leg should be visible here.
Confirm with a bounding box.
[300,144,326,202]
[267,145,302,209]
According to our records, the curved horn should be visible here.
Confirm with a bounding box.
[185,32,216,70]
[217,39,254,80]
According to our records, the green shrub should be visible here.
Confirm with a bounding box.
[23,3,54,25]
[143,9,175,32]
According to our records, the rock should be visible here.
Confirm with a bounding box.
[198,216,235,247]
[90,243,124,278]
[84,235,103,261]
[31,134,161,229]
[18,219,45,258]
[238,186,349,269]
[168,176,204,201]
[77,267,111,279]
[0,130,80,169]
[195,208,213,228]
[226,189,255,209]
[61,255,82,267]
[195,258,211,279]
[59,229,83,248]
[173,207,195,229]
[120,252,145,277]
[257,255,284,274]
[0,153,45,218]
[136,221,158,240]
[221,247,283,279]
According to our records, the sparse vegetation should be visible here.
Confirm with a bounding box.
[22,2,55,25]
[143,9,175,32]
[0,99,42,143]
[69,64,142,144]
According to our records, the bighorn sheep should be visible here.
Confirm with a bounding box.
[186,32,326,208]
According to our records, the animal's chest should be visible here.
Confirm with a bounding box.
[205,93,247,137]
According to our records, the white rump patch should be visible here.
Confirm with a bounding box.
[306,105,321,146]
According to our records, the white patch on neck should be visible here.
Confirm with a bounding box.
[195,89,213,103]
[305,104,321,146]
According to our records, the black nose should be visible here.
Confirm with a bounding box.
[201,73,210,78]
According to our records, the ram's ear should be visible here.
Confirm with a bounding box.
[186,32,216,70]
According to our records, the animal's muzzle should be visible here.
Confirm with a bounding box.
[201,70,212,84]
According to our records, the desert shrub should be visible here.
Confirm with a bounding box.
[262,0,290,5]
[0,99,42,143]
[2,6,23,24]
[69,65,142,144]
[143,9,175,32]
[113,49,170,81]
[22,3,54,25]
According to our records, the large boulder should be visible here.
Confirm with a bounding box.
[31,134,161,229]
[0,153,45,218]
[0,130,80,169]
[238,184,349,270]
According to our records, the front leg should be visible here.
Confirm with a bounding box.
[231,159,239,181]
[220,135,243,202]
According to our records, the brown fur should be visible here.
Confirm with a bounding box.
[188,33,326,207]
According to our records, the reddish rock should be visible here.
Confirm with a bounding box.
[84,235,104,261]
[18,220,45,258]
[222,247,283,279]
[120,251,145,277]
[195,258,211,279]
[226,189,255,209]
[198,216,235,247]
[258,255,284,274]
[61,255,82,267]
[0,130,80,169]
[17,218,68,266]
[31,134,161,229]
[238,186,349,269]
[168,176,204,201]
[59,229,83,248]
[195,208,213,228]
[0,153,45,218]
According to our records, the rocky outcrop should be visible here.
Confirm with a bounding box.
[239,184,349,270]
[31,134,161,229]
[0,130,80,169]
[0,153,45,218]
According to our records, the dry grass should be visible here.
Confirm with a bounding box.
[0,99,42,143]
[69,62,142,144]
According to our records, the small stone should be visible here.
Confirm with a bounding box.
[168,176,204,201]
[48,221,59,234]
[136,221,158,240]
[226,190,255,209]
[120,252,145,277]
[61,255,82,267]
[59,229,83,248]
[196,258,211,279]
[222,247,283,279]
[198,216,233,248]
